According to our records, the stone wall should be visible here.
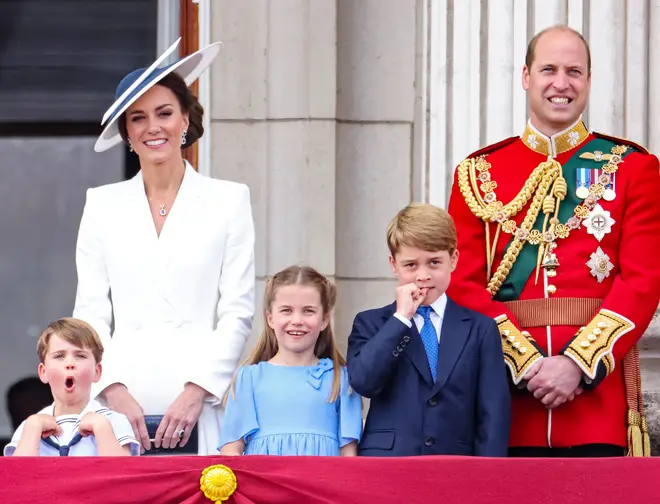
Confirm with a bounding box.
[208,0,420,354]
[207,0,660,451]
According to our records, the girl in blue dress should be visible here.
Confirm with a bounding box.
[218,266,363,456]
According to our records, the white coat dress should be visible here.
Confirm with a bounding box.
[72,162,255,454]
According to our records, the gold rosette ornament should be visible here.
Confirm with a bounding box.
[200,464,237,503]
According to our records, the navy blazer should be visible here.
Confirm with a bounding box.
[347,297,510,457]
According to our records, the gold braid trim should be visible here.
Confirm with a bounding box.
[457,157,562,296]
[486,161,561,296]
[563,309,635,380]
[495,314,543,385]
[459,147,626,297]
[457,157,545,220]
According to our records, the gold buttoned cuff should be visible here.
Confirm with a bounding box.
[562,309,634,380]
[495,315,544,385]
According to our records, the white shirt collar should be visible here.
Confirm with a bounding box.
[420,293,447,320]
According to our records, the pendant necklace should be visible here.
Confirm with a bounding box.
[148,197,168,217]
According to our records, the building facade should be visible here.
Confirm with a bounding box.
[202,0,660,450]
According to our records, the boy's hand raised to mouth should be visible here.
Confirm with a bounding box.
[395,283,428,320]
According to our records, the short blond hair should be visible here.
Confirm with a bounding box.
[387,203,457,256]
[37,318,104,364]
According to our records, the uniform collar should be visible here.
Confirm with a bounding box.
[521,116,590,157]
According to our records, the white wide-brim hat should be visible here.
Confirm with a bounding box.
[94,37,222,153]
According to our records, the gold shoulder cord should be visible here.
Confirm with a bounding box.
[457,156,562,296]
[458,145,627,297]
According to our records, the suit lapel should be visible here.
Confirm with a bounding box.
[432,297,471,394]
[122,171,160,253]
[156,164,206,316]
[383,303,434,386]
[119,163,205,313]
[157,162,205,268]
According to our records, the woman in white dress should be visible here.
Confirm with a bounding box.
[73,38,255,455]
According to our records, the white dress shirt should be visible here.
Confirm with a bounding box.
[393,293,447,343]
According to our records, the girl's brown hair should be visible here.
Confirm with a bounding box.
[233,266,346,402]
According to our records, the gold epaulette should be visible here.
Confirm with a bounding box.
[593,132,650,155]
[465,136,519,160]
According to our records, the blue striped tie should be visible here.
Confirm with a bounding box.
[417,306,438,382]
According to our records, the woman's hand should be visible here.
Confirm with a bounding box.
[103,383,150,452]
[154,383,208,449]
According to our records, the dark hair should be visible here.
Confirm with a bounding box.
[118,72,204,147]
[525,25,591,73]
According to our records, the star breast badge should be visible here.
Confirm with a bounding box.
[587,247,614,283]
[583,203,615,242]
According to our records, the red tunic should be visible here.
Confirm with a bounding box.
[447,122,660,448]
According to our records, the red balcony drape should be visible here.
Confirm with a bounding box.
[1,455,658,504]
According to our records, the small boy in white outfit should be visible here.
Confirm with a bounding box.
[4,318,139,456]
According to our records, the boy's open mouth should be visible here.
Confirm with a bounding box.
[65,377,75,391]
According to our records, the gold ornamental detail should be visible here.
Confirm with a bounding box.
[495,315,543,384]
[200,464,238,503]
[457,145,627,296]
[563,309,634,380]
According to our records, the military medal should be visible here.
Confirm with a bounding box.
[576,186,590,199]
[586,247,614,283]
[576,168,590,199]
[603,176,616,201]
[577,162,618,201]
[584,203,615,242]
[603,188,615,201]
[595,170,616,201]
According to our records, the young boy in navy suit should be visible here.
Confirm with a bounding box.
[347,203,510,457]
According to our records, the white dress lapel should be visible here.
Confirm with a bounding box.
[154,162,206,313]
[111,162,206,323]
[157,162,205,267]
[123,170,161,251]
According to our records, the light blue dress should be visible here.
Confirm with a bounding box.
[218,358,363,456]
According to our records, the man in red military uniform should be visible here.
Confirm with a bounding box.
[447,25,660,457]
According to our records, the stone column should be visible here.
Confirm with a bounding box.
[206,1,660,451]
[334,0,419,351]
[209,0,337,350]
